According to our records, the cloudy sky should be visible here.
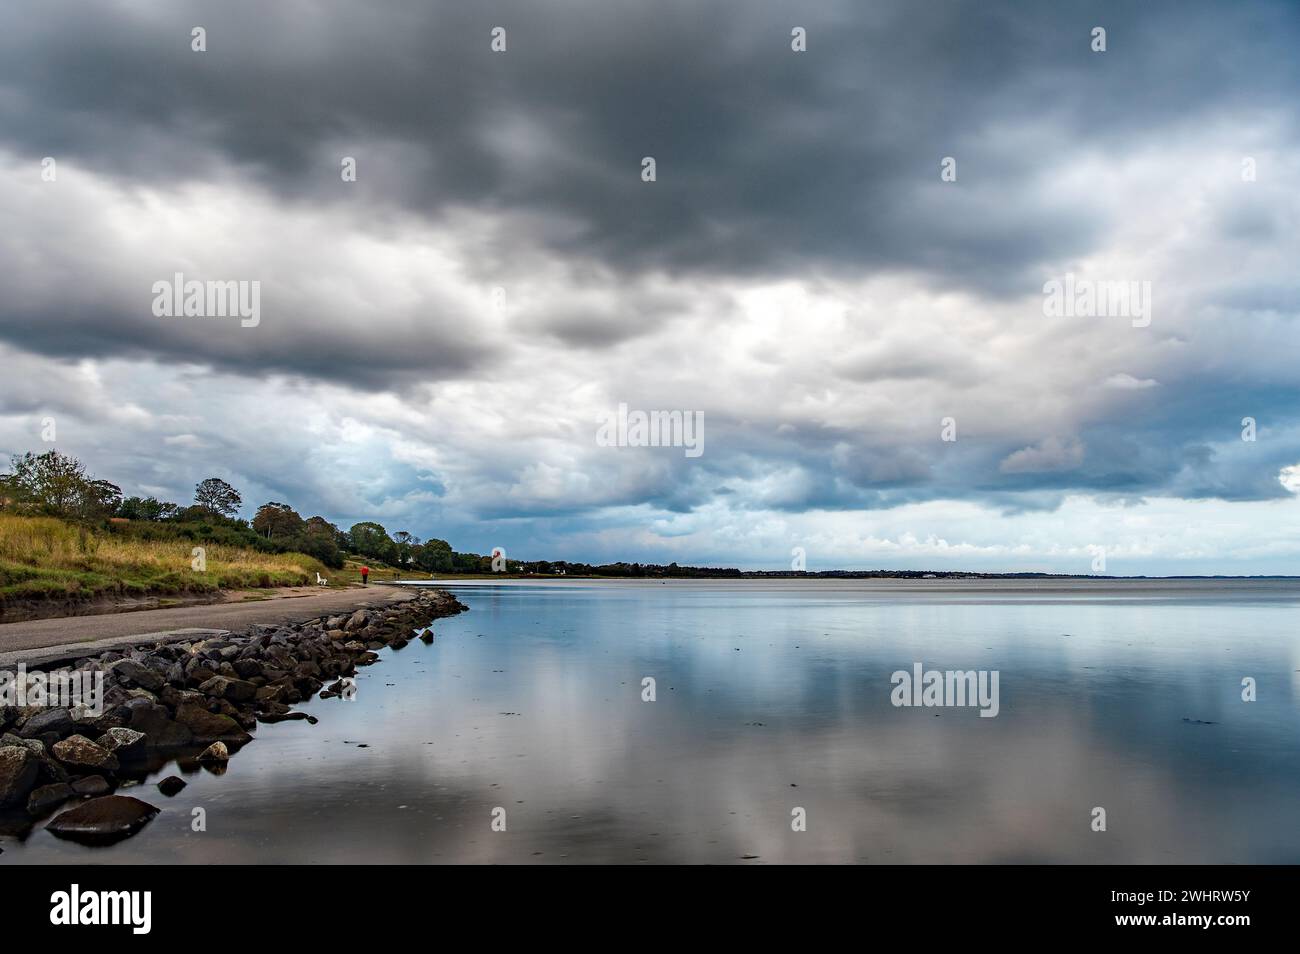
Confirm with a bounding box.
[2,0,1299,574]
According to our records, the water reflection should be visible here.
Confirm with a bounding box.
[4,581,1299,863]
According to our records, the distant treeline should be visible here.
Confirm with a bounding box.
[0,450,1115,581]
[0,450,742,578]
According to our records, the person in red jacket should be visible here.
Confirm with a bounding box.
[360,565,369,586]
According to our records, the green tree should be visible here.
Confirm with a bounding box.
[252,501,305,538]
[78,479,123,521]
[348,521,395,561]
[117,496,179,521]
[194,477,242,519]
[1,450,121,521]
[413,538,454,573]
[3,450,88,515]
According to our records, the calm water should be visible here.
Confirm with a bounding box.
[3,579,1299,864]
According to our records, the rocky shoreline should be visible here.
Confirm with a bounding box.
[0,588,466,846]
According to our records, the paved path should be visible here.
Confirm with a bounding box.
[0,585,416,667]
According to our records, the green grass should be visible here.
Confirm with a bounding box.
[0,514,332,605]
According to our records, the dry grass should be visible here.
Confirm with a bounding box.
[0,514,330,604]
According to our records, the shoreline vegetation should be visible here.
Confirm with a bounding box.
[0,588,467,844]
[2,451,1294,621]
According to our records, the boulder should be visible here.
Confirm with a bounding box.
[96,727,146,754]
[0,745,40,806]
[173,703,252,745]
[197,741,229,762]
[45,795,160,845]
[254,684,286,704]
[71,775,111,797]
[232,659,264,680]
[109,659,166,692]
[51,735,120,774]
[2,734,43,756]
[17,708,75,740]
[157,775,187,796]
[27,782,75,814]
[256,711,317,725]
[197,675,257,703]
[126,701,194,749]
[35,752,71,785]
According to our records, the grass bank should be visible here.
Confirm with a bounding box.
[0,513,331,606]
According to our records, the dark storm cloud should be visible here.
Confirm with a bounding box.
[4,0,1297,289]
[1,0,1299,550]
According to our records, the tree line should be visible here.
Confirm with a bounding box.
[1,449,751,578]
[0,450,465,572]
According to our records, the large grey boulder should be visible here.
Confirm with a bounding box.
[0,745,40,806]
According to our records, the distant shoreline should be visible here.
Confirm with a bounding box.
[391,571,1300,582]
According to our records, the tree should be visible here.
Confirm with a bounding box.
[304,515,337,537]
[289,515,344,569]
[252,501,305,539]
[194,477,242,519]
[117,496,180,521]
[78,479,122,521]
[3,450,88,515]
[392,530,420,565]
[412,538,454,573]
[348,522,396,562]
[1,450,120,521]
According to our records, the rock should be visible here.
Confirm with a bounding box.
[126,701,194,749]
[173,703,252,745]
[35,752,71,785]
[197,741,229,762]
[81,705,129,735]
[293,661,322,679]
[419,631,434,644]
[254,685,286,705]
[3,734,43,756]
[72,775,111,797]
[110,659,166,692]
[157,775,187,796]
[0,745,40,806]
[256,711,317,725]
[345,610,368,631]
[186,666,219,687]
[17,708,75,740]
[45,795,160,845]
[198,675,257,703]
[27,782,75,814]
[51,735,120,774]
[232,659,264,680]
[96,727,146,754]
